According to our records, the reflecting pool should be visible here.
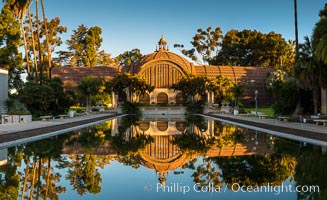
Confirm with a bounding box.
[0,115,326,200]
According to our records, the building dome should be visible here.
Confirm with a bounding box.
[133,49,193,74]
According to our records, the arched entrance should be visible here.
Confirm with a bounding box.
[157,121,168,131]
[139,93,150,104]
[157,92,168,104]
[176,121,186,132]
[139,122,150,131]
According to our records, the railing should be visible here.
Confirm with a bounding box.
[141,106,186,115]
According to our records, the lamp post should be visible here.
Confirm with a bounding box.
[255,90,258,116]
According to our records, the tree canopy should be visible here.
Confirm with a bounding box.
[107,73,154,103]
[0,7,23,90]
[176,27,294,73]
[61,24,113,67]
[115,48,142,67]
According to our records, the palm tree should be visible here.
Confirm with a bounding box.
[293,0,302,116]
[293,0,299,59]
[313,17,327,65]
[296,36,320,114]
[313,4,327,115]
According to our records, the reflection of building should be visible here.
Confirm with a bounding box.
[0,149,8,166]
[109,118,273,184]
[52,36,273,106]
[0,69,8,115]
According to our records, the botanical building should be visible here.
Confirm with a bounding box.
[52,36,273,106]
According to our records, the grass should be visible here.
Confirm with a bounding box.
[243,107,274,117]
[69,106,86,113]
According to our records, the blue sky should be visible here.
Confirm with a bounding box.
[7,0,327,57]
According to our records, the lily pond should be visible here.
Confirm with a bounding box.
[0,115,326,200]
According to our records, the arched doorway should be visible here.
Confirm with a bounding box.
[139,122,150,131]
[176,121,186,132]
[139,93,150,104]
[157,121,168,131]
[157,92,168,105]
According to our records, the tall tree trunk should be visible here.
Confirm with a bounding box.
[35,0,43,85]
[29,161,38,200]
[45,156,52,199]
[36,157,42,200]
[293,81,302,117]
[21,157,30,200]
[292,0,301,116]
[28,6,38,77]
[294,0,299,59]
[21,18,31,75]
[313,85,320,115]
[41,0,52,78]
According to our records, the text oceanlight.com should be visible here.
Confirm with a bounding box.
[152,182,320,195]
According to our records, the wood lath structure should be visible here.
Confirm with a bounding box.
[52,35,274,105]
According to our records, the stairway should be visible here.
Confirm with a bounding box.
[0,100,7,115]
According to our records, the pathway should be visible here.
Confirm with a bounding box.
[203,113,327,146]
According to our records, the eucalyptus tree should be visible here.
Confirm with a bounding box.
[175,26,223,65]
[83,26,102,66]
[40,0,51,77]
[0,7,24,91]
[115,48,143,67]
[2,0,32,74]
[24,15,66,78]
[63,24,107,67]
[97,50,114,66]
[65,24,88,66]
[218,29,294,72]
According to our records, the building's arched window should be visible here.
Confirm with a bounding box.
[157,121,168,131]
[141,62,184,88]
[157,92,168,104]
[139,122,150,131]
[176,92,184,104]
[139,93,150,104]
[175,121,186,132]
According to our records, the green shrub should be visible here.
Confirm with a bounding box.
[6,98,31,115]
[185,100,204,114]
[122,102,141,116]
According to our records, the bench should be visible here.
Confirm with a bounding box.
[314,119,327,126]
[258,114,268,119]
[40,116,52,121]
[75,112,87,117]
[277,116,290,122]
[57,114,68,119]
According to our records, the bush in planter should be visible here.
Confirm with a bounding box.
[6,98,31,115]
[122,102,141,116]
[185,100,204,114]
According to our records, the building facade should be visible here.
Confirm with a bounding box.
[126,36,273,106]
[0,69,8,115]
[52,36,274,107]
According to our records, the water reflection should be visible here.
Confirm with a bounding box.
[0,116,326,199]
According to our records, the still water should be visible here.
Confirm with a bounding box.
[0,115,326,200]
